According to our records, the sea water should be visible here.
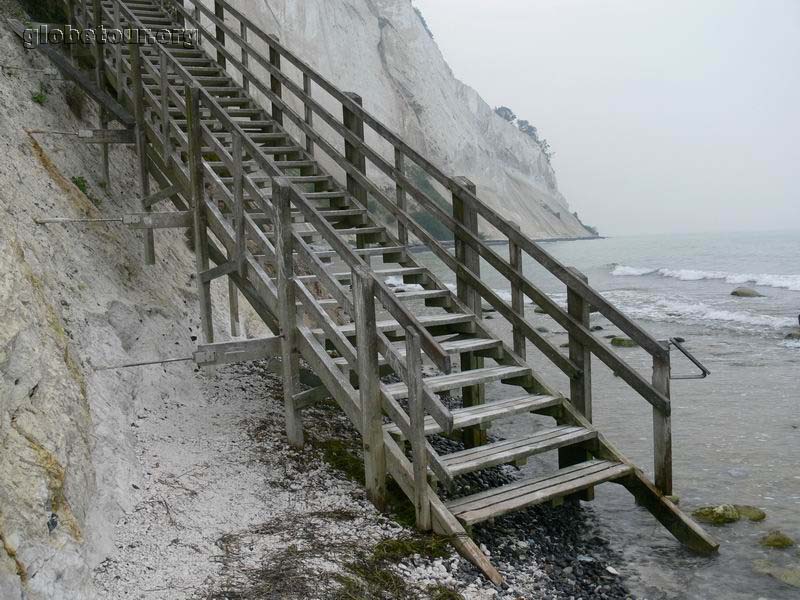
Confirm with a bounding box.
[412,229,800,599]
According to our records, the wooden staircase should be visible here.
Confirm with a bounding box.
[25,0,719,583]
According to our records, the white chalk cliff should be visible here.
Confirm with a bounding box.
[238,0,593,239]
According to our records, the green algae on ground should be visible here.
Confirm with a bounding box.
[753,559,800,588]
[610,337,638,347]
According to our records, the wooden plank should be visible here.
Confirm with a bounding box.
[142,183,182,209]
[186,83,214,343]
[394,148,407,246]
[77,128,135,144]
[214,1,226,69]
[129,41,156,265]
[193,336,281,366]
[231,131,246,275]
[442,427,596,477]
[303,73,314,156]
[405,330,431,530]
[228,278,241,337]
[123,211,192,229]
[239,21,249,93]
[652,341,672,495]
[159,49,173,157]
[352,265,387,509]
[620,472,718,555]
[342,92,368,250]
[383,366,529,399]
[384,394,561,438]
[451,461,633,526]
[273,177,303,447]
[93,0,109,186]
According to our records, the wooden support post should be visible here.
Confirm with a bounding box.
[228,278,241,337]
[352,266,386,510]
[232,132,245,275]
[653,342,672,495]
[395,148,407,246]
[93,0,109,187]
[239,21,249,93]
[509,224,526,359]
[267,35,283,126]
[560,267,594,500]
[81,0,88,29]
[67,0,76,63]
[303,73,314,156]
[406,329,431,530]
[159,50,172,158]
[186,83,214,344]
[342,93,369,252]
[453,176,485,447]
[113,2,123,102]
[273,177,304,447]
[214,1,226,69]
[128,41,155,265]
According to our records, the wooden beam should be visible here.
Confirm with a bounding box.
[267,34,283,125]
[652,342,672,495]
[342,92,369,252]
[352,265,387,510]
[186,83,214,343]
[123,211,192,229]
[77,128,135,144]
[406,330,431,530]
[193,336,281,366]
[128,41,155,265]
[273,177,304,447]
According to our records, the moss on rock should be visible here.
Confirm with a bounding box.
[760,530,795,549]
[610,337,638,348]
[692,504,740,525]
[734,505,766,522]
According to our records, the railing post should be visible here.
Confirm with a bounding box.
[509,224,525,359]
[352,266,387,510]
[228,131,245,338]
[394,148,407,246]
[267,34,283,126]
[302,73,314,156]
[273,177,304,447]
[560,267,594,500]
[214,1,226,69]
[159,49,172,158]
[406,329,431,530]
[653,343,672,495]
[128,40,155,265]
[186,83,214,344]
[343,93,369,250]
[93,0,109,187]
[239,21,249,93]
[452,176,485,447]
[113,2,123,101]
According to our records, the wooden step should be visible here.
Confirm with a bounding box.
[332,313,474,338]
[313,245,404,259]
[440,426,597,477]
[392,288,451,301]
[333,337,503,368]
[384,366,531,400]
[385,394,562,437]
[447,460,633,526]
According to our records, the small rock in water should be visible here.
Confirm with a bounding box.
[610,337,637,348]
[731,286,764,297]
[753,559,800,588]
[733,504,766,522]
[785,331,800,340]
[665,495,680,505]
[606,566,620,576]
[759,530,795,549]
[692,504,740,525]
[590,325,603,331]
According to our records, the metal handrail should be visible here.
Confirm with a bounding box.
[669,338,711,380]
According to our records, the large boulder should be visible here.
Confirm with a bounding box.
[731,287,764,297]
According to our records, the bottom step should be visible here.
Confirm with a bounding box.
[446,460,633,526]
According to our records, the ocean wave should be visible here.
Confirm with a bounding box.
[782,339,800,349]
[611,265,800,291]
[604,291,796,332]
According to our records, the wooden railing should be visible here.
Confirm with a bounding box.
[66,0,676,495]
[164,0,674,494]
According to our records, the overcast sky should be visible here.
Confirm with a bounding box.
[413,0,800,235]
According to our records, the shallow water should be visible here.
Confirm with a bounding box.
[414,230,800,599]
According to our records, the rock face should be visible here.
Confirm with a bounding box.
[236,0,594,240]
[692,504,741,525]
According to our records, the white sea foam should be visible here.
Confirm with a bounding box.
[611,265,800,291]
[782,339,800,349]
[604,291,796,332]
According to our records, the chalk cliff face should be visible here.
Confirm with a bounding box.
[236,0,593,239]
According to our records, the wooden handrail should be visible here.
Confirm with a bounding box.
[168,0,671,414]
